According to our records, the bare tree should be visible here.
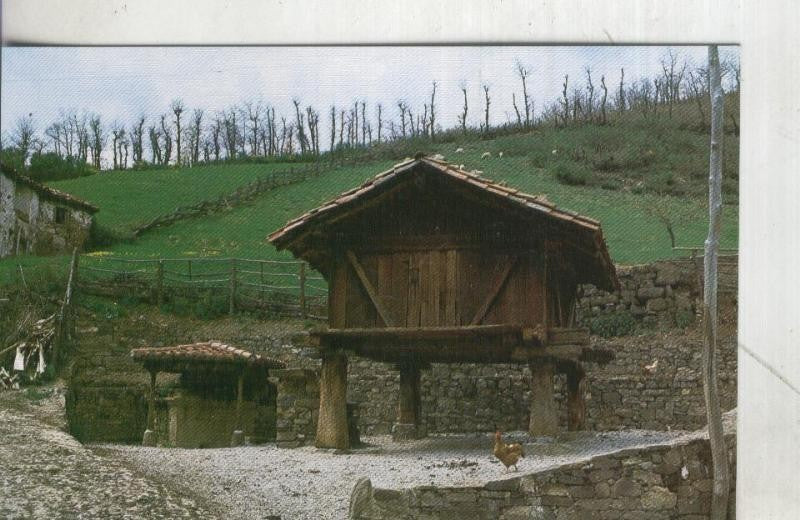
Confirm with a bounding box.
[171,99,185,166]
[516,62,531,127]
[512,93,523,127]
[397,101,408,138]
[160,114,172,166]
[293,99,309,154]
[688,69,708,128]
[329,106,337,152]
[111,121,124,170]
[376,103,383,143]
[131,116,145,165]
[703,44,730,520]
[458,84,468,134]
[11,115,36,162]
[617,68,626,111]
[148,124,162,164]
[190,109,204,165]
[585,67,595,121]
[561,75,570,125]
[482,84,491,134]
[246,102,262,157]
[210,115,222,161]
[600,75,608,125]
[429,81,437,140]
[89,115,104,170]
[360,101,367,146]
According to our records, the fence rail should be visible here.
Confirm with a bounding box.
[76,255,328,320]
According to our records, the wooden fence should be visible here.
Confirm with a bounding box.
[76,256,328,320]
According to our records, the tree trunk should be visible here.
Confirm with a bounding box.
[316,351,349,449]
[703,44,730,520]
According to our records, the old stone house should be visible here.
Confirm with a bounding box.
[0,162,98,258]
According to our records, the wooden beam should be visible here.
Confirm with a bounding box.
[469,255,518,325]
[346,250,396,327]
[315,351,350,449]
[529,361,559,437]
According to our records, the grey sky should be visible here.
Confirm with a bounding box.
[1,45,738,145]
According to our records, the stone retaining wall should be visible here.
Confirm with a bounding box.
[350,414,737,519]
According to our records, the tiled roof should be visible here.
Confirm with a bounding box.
[268,157,603,246]
[267,156,618,290]
[0,161,99,213]
[131,341,286,369]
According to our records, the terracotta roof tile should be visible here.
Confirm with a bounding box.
[0,161,99,213]
[131,341,286,369]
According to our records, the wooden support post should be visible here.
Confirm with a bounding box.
[143,369,158,446]
[156,260,164,307]
[529,361,559,437]
[299,262,307,319]
[393,363,424,440]
[566,368,587,431]
[315,351,350,449]
[231,370,245,447]
[229,258,237,315]
[260,261,265,305]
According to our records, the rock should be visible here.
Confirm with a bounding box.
[655,264,681,286]
[641,486,677,510]
[637,287,665,300]
[612,477,642,497]
[646,298,668,312]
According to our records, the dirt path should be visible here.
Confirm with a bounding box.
[0,387,220,520]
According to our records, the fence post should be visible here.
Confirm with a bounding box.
[229,258,237,315]
[156,260,165,307]
[299,262,307,319]
[260,261,265,306]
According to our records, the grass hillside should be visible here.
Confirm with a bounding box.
[49,162,313,234]
[0,119,739,286]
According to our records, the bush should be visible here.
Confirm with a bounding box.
[589,313,638,337]
[88,222,133,248]
[28,153,96,182]
[552,162,590,186]
[674,309,695,329]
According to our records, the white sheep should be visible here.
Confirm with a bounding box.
[551,149,558,155]
[481,152,491,159]
[455,147,464,153]
[432,153,445,161]
[498,151,504,158]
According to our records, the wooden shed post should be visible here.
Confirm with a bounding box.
[231,369,245,447]
[315,351,350,449]
[566,368,587,431]
[393,363,424,440]
[143,369,158,446]
[529,361,559,437]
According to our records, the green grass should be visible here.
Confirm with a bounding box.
[49,162,312,234]
[1,117,740,288]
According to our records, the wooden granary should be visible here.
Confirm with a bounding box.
[269,156,618,448]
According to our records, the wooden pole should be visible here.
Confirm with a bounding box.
[299,262,307,319]
[143,369,157,446]
[703,44,730,520]
[229,258,237,315]
[394,363,422,440]
[316,351,350,449]
[566,367,586,431]
[156,260,164,307]
[231,370,245,447]
[529,361,558,437]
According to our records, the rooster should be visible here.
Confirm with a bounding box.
[493,429,525,472]
[642,359,659,375]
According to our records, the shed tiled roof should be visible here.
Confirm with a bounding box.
[131,341,286,369]
[0,161,99,213]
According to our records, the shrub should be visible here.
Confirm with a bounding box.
[589,313,638,337]
[28,153,97,182]
[674,309,695,329]
[552,162,590,186]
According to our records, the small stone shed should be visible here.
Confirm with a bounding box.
[131,341,286,448]
[0,161,98,258]
[269,156,618,449]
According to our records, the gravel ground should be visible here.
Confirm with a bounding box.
[101,428,692,520]
[0,387,219,520]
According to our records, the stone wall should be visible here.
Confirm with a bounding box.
[273,368,320,448]
[350,413,737,519]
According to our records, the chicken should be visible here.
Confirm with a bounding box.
[643,359,659,375]
[493,430,525,472]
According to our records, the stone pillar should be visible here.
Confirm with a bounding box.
[393,363,424,440]
[142,369,158,446]
[231,370,245,447]
[529,361,558,437]
[316,351,349,449]
[566,368,587,431]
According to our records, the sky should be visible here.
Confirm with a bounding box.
[1,45,739,150]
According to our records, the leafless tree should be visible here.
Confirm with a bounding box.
[89,115,104,170]
[11,115,36,162]
[600,75,608,125]
[210,115,222,161]
[617,68,626,111]
[703,44,730,520]
[560,75,570,125]
[397,101,408,138]
[159,114,172,166]
[131,116,145,165]
[329,106,337,152]
[687,69,707,127]
[44,122,63,157]
[148,124,162,164]
[376,103,383,143]
[429,81,437,140]
[246,102,262,157]
[360,101,367,146]
[171,99,185,166]
[292,99,309,154]
[512,93,523,127]
[111,121,124,170]
[585,67,595,121]
[516,62,532,127]
[458,84,468,135]
[482,84,491,134]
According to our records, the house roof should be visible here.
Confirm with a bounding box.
[130,341,286,372]
[268,156,618,290]
[0,161,99,214]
